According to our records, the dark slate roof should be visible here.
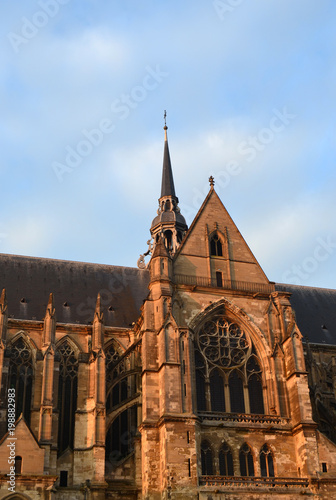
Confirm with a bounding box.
[0,254,150,327]
[276,283,336,345]
[161,134,176,198]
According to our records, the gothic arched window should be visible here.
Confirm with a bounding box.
[210,368,226,412]
[210,234,223,256]
[247,356,264,414]
[8,338,33,424]
[57,341,78,454]
[260,444,274,477]
[219,443,234,476]
[195,350,207,411]
[239,443,254,476]
[194,316,265,415]
[201,440,214,475]
[229,371,245,413]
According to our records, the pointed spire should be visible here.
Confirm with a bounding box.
[0,288,7,313]
[46,293,55,316]
[161,112,176,198]
[94,293,103,323]
[43,293,56,346]
[152,235,170,259]
[92,293,104,351]
[148,113,188,257]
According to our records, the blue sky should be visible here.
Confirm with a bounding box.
[0,0,335,288]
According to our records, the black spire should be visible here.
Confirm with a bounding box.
[161,112,176,198]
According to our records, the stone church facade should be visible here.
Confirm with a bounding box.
[0,125,336,499]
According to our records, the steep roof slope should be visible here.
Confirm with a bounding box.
[0,254,150,327]
[276,283,336,345]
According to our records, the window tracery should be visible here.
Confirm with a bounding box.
[195,316,265,415]
[198,318,250,369]
[8,338,33,424]
[105,343,139,413]
[57,341,78,454]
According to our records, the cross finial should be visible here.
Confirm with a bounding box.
[209,175,215,188]
[164,110,167,129]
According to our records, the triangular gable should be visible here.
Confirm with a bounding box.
[174,187,269,284]
[0,416,45,474]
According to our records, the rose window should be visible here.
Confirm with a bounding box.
[197,318,251,369]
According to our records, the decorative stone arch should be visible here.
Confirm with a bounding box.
[55,334,82,356]
[190,298,274,415]
[189,297,272,364]
[7,330,38,359]
[2,494,33,500]
[104,338,126,356]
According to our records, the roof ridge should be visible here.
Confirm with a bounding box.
[0,252,146,272]
[276,282,336,293]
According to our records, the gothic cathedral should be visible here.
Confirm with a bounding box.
[0,124,336,500]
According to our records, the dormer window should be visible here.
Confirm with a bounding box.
[210,234,223,256]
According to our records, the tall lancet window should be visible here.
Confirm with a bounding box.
[194,315,265,415]
[210,234,223,256]
[260,444,274,477]
[57,341,78,454]
[8,338,33,424]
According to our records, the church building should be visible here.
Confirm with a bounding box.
[0,122,336,499]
